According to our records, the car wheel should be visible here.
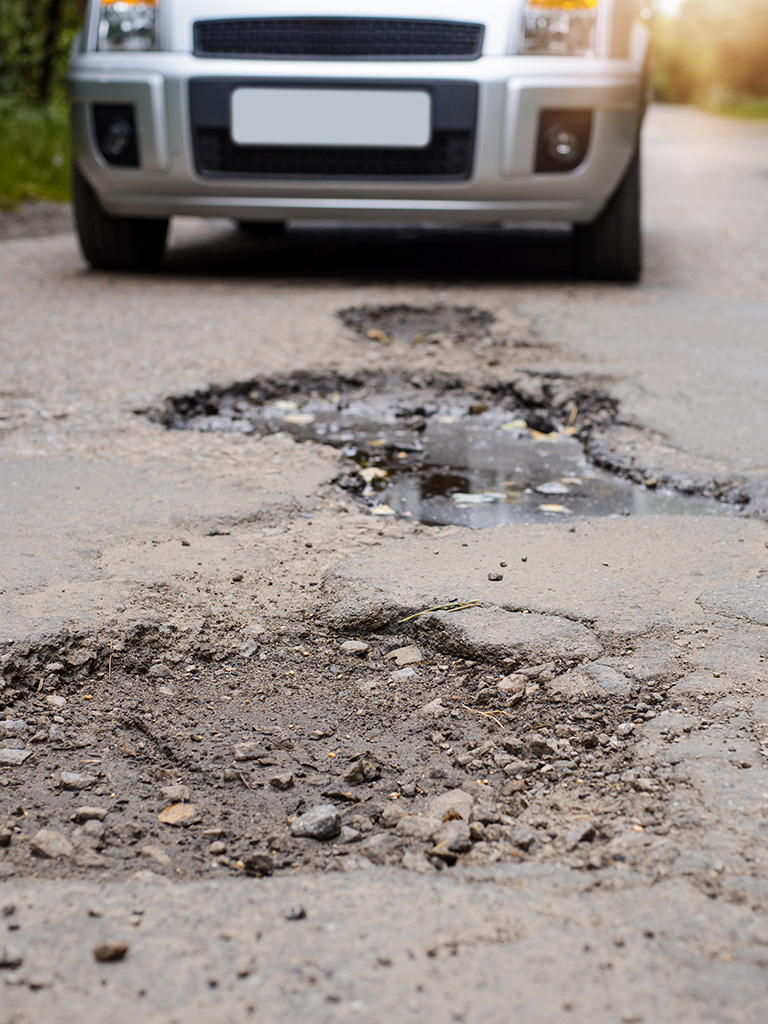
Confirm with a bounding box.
[72,165,169,271]
[573,147,641,282]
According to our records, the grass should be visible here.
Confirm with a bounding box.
[0,98,71,210]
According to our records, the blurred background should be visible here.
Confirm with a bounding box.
[1,0,767,210]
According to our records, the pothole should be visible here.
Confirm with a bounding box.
[337,303,496,346]
[156,369,736,527]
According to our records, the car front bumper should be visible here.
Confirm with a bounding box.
[68,52,643,225]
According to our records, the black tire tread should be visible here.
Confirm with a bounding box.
[574,148,642,282]
[72,165,168,271]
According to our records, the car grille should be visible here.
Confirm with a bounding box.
[194,129,474,180]
[193,18,484,61]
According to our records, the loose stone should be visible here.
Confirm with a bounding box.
[59,770,98,790]
[384,646,423,667]
[340,640,370,657]
[291,804,341,840]
[30,829,73,859]
[270,772,295,791]
[0,749,32,766]
[243,852,274,877]
[0,945,24,970]
[93,941,130,963]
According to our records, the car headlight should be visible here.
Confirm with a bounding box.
[521,0,599,57]
[98,0,158,52]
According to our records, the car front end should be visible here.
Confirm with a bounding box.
[67,1,650,277]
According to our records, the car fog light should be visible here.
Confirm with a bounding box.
[94,104,140,167]
[535,110,592,173]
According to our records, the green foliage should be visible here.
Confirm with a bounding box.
[652,0,768,109]
[0,99,71,210]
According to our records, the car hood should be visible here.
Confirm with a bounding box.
[168,1,524,56]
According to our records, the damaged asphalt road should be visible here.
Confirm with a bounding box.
[3,106,768,1023]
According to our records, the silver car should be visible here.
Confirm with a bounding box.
[67,1,650,279]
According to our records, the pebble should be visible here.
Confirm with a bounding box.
[73,806,108,823]
[0,829,11,848]
[30,829,73,859]
[497,675,525,694]
[139,846,172,867]
[159,784,191,803]
[391,667,417,682]
[158,803,197,826]
[233,741,268,762]
[243,853,274,877]
[565,822,597,851]
[340,640,370,657]
[59,770,98,791]
[0,945,24,970]
[0,749,32,766]
[285,905,307,921]
[291,804,341,840]
[0,720,27,737]
[208,841,227,856]
[270,772,295,791]
[385,646,423,667]
[45,695,67,708]
[488,572,504,582]
[93,941,130,963]
[431,820,472,856]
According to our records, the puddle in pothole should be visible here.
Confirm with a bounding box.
[158,370,737,527]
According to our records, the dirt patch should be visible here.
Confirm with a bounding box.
[1,621,682,883]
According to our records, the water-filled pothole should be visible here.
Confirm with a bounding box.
[156,369,737,527]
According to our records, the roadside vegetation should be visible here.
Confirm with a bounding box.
[1,0,767,209]
[651,0,768,113]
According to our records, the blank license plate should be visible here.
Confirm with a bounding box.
[231,87,431,148]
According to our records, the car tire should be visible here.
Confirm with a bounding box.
[573,147,641,282]
[72,164,169,271]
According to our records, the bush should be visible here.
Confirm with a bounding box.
[0,99,71,210]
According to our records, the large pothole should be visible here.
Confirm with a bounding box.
[156,368,735,527]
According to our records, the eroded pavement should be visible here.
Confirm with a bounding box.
[3,106,768,1023]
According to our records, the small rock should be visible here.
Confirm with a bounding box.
[93,941,130,963]
[379,804,408,828]
[291,805,341,841]
[417,697,445,717]
[208,841,227,856]
[340,640,370,657]
[427,789,474,823]
[507,826,538,852]
[148,663,171,679]
[0,721,27,738]
[233,741,268,762]
[139,846,172,867]
[391,667,417,682]
[0,749,32,766]
[341,760,380,784]
[340,826,362,843]
[243,853,274,877]
[30,829,73,859]
[80,819,107,842]
[565,822,597,851]
[431,820,472,856]
[488,572,504,582]
[270,772,295,791]
[0,945,24,970]
[159,784,191,803]
[60,770,98,791]
[285,905,307,921]
[384,646,423,667]
[497,675,525,694]
[0,829,11,848]
[73,807,108,823]
[158,803,197,826]
[45,695,67,708]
